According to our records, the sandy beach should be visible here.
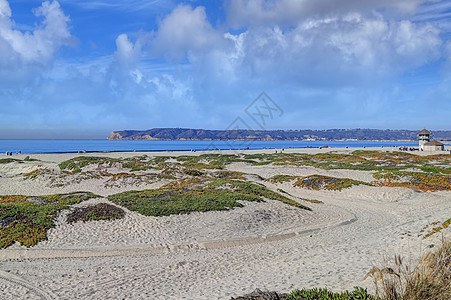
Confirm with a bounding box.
[0,147,450,299]
[3,0,451,298]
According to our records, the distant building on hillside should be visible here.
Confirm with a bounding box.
[417,129,445,151]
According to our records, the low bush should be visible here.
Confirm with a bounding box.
[67,203,125,224]
[212,170,246,180]
[0,192,100,248]
[374,171,451,192]
[266,175,298,183]
[0,158,20,164]
[183,169,204,176]
[286,287,376,300]
[58,156,156,173]
[294,175,371,191]
[108,178,310,217]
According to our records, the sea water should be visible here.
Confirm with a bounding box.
[0,139,425,154]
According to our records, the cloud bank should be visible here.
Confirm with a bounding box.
[0,0,72,85]
[1,0,450,137]
[225,0,435,28]
[146,2,442,89]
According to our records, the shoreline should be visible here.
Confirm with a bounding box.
[2,145,450,160]
[1,140,439,155]
[3,146,450,156]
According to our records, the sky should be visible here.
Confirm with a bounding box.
[1,0,451,139]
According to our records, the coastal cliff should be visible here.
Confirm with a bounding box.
[107,128,451,141]
[107,132,123,140]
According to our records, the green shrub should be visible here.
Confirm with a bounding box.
[58,156,155,173]
[266,175,298,183]
[109,188,257,217]
[373,171,451,191]
[294,175,372,191]
[287,287,376,300]
[0,192,100,248]
[212,170,246,180]
[108,178,310,217]
[0,158,20,164]
[183,169,205,176]
[66,203,125,224]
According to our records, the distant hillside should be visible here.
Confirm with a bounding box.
[108,128,451,141]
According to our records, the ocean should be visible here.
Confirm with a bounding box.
[0,139,426,154]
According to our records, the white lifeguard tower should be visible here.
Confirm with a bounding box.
[417,129,431,151]
[418,129,445,151]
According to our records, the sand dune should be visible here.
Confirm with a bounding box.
[0,148,450,299]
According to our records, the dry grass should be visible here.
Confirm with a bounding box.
[365,238,451,300]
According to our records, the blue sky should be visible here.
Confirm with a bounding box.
[1,0,451,139]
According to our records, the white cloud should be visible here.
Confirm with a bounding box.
[0,0,72,84]
[225,0,435,28]
[114,34,141,70]
[0,0,11,19]
[179,13,442,89]
[144,3,442,90]
[316,15,442,74]
[151,5,224,60]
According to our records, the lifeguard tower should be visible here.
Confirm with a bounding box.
[417,129,431,151]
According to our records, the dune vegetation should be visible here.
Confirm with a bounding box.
[66,203,125,224]
[294,175,373,191]
[108,177,310,217]
[0,156,39,164]
[46,151,451,191]
[0,192,100,248]
[4,150,451,250]
[373,171,451,191]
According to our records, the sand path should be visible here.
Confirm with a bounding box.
[0,204,356,260]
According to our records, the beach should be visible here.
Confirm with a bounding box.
[0,147,450,299]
